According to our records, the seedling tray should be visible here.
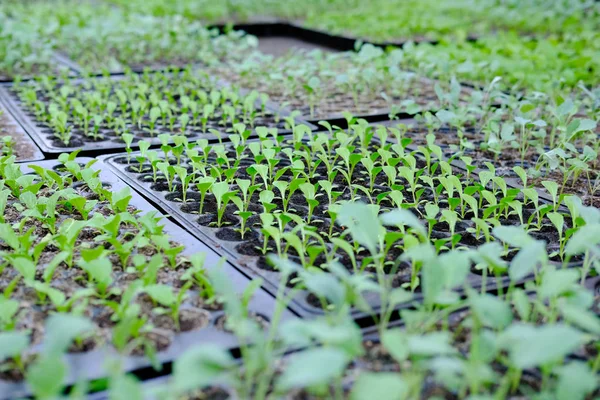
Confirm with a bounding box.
[0,52,80,84]
[102,136,545,323]
[0,158,293,400]
[377,119,572,206]
[0,101,44,162]
[0,73,315,156]
[221,75,475,128]
[87,316,547,400]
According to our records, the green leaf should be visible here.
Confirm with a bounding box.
[173,345,235,393]
[436,109,457,124]
[80,258,113,290]
[109,374,143,400]
[571,119,597,135]
[276,348,349,391]
[350,372,408,400]
[0,298,19,327]
[144,284,176,307]
[559,303,600,334]
[337,202,383,255]
[300,271,346,309]
[500,323,584,369]
[492,226,533,248]
[470,293,513,330]
[407,332,455,356]
[555,362,598,400]
[44,314,94,356]
[27,355,67,399]
[381,329,408,363]
[380,208,426,238]
[211,181,230,205]
[437,250,471,289]
[565,224,600,255]
[149,106,161,123]
[0,331,29,361]
[539,269,579,299]
[12,257,36,281]
[509,240,546,282]
[388,288,413,307]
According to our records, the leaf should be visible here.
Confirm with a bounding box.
[380,208,426,238]
[276,348,349,391]
[211,181,230,204]
[547,212,564,235]
[571,118,596,135]
[144,284,176,307]
[555,99,575,118]
[470,293,513,330]
[337,202,383,255]
[559,303,600,334]
[12,257,36,281]
[388,288,413,307]
[500,323,584,369]
[350,372,408,400]
[437,250,471,289]
[266,254,299,275]
[0,331,29,361]
[492,226,533,248]
[555,362,598,400]
[27,355,67,399]
[435,110,456,124]
[173,345,234,392]
[300,271,346,309]
[407,332,455,356]
[509,240,546,282]
[381,329,408,363]
[565,224,600,255]
[0,298,19,327]
[44,314,94,356]
[539,269,579,299]
[111,187,132,213]
[81,258,113,289]
[109,375,143,400]
[541,180,558,200]
[149,106,161,123]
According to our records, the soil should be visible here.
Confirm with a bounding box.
[0,107,40,161]
[183,387,232,400]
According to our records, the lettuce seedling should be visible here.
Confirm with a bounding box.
[145,283,192,331]
[210,181,237,227]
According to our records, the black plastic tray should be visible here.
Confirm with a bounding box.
[0,158,293,400]
[0,74,316,156]
[102,141,537,324]
[210,21,479,51]
[210,22,357,51]
[0,101,44,163]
